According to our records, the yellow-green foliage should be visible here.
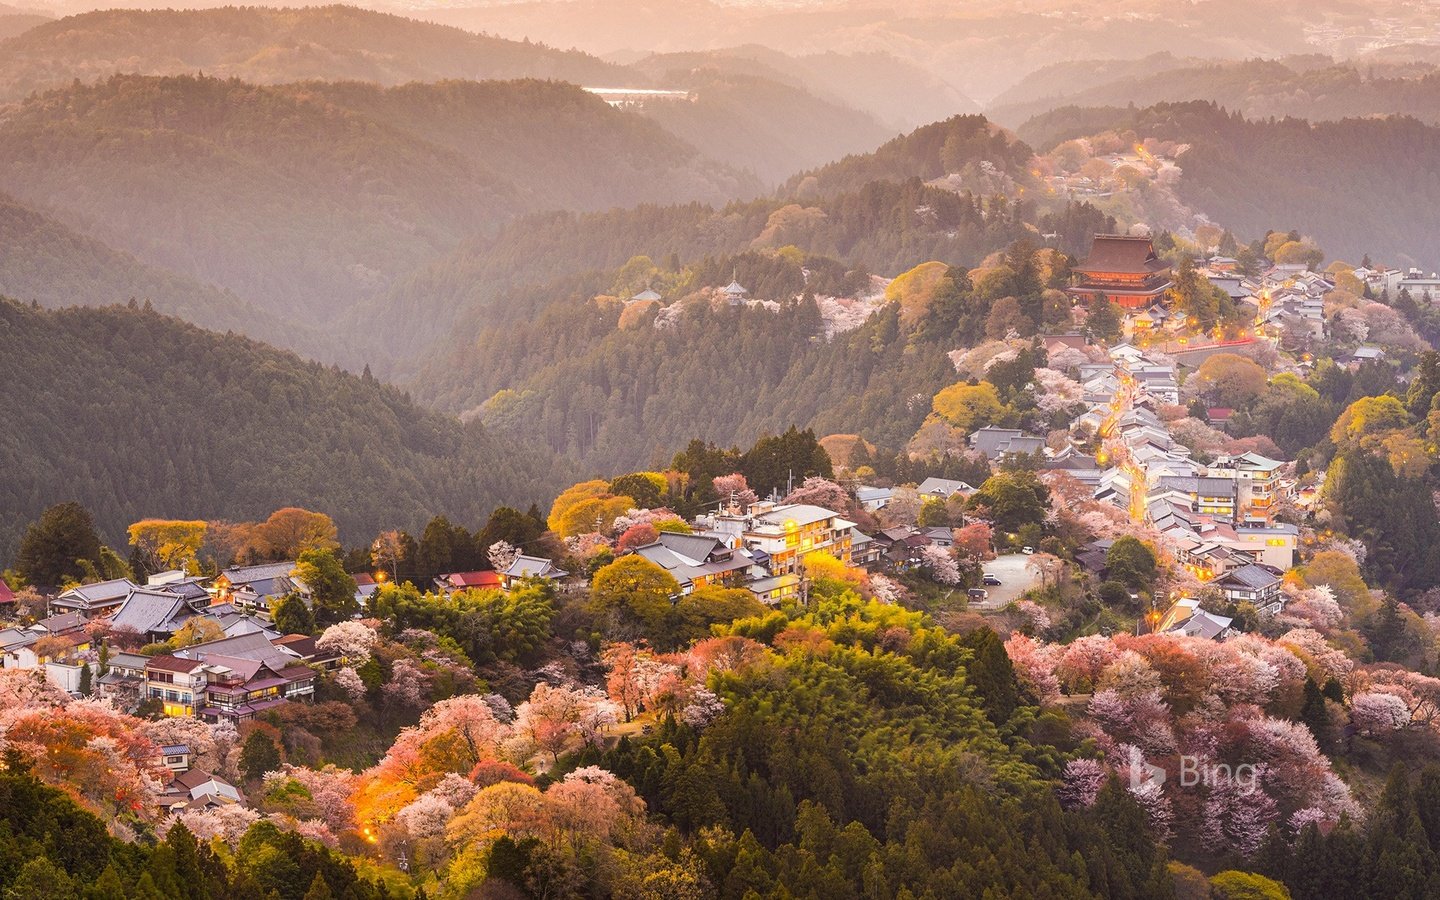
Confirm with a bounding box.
[885,261,950,326]
[548,480,636,537]
[931,381,1005,433]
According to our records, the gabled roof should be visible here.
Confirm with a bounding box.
[970,426,1044,458]
[232,575,300,600]
[634,535,752,586]
[108,651,150,670]
[0,627,36,651]
[111,588,196,636]
[220,562,297,584]
[917,477,974,497]
[438,571,503,590]
[166,769,242,804]
[176,631,297,671]
[1076,235,1171,276]
[54,578,136,607]
[655,532,729,563]
[504,555,567,579]
[631,288,662,302]
[273,634,337,661]
[1169,609,1233,640]
[34,611,86,633]
[751,504,841,528]
[1216,563,1282,591]
[1045,446,1099,471]
[146,654,206,674]
[1213,451,1284,471]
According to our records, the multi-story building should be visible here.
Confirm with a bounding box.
[705,502,856,576]
[145,632,317,723]
[144,656,208,718]
[212,561,309,613]
[1208,452,1285,525]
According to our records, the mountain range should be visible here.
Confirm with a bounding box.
[990,53,1440,128]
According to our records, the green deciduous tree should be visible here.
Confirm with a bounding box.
[295,549,358,626]
[273,592,316,635]
[590,555,681,636]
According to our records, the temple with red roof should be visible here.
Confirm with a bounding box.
[1067,234,1174,309]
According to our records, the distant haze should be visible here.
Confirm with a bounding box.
[10,0,1440,101]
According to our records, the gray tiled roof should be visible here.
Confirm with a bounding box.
[110,589,195,636]
[1218,563,1281,591]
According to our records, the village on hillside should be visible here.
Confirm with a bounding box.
[1,222,1433,886]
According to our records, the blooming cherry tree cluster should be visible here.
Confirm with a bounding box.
[486,539,520,572]
[316,621,379,665]
[917,544,961,585]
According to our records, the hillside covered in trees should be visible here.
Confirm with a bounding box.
[355,112,1084,374]
[1018,100,1440,265]
[410,237,1077,474]
[0,73,753,359]
[626,45,978,132]
[616,69,890,185]
[0,192,302,346]
[782,114,1037,199]
[0,299,555,559]
[0,6,955,188]
[990,54,1440,128]
[0,4,630,101]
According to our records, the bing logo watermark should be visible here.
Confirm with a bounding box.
[1128,747,1258,794]
[1127,746,1167,790]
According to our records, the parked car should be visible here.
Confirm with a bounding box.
[1021,546,1035,555]
[982,574,1002,586]
[967,588,988,601]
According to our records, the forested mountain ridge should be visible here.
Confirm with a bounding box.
[0,73,510,330]
[1018,100,1440,265]
[364,170,1088,376]
[0,191,302,346]
[626,45,977,132]
[990,55,1440,128]
[0,73,753,361]
[0,10,43,41]
[614,68,891,185]
[408,235,1081,474]
[0,4,631,101]
[273,78,759,212]
[0,299,557,560]
[782,114,1038,199]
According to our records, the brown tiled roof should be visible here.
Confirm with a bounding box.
[145,654,205,673]
[1076,235,1171,275]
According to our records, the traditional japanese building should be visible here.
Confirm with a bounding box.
[1068,234,1174,309]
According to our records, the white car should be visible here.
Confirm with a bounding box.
[1021,546,1035,555]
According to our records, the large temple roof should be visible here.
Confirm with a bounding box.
[1076,235,1171,275]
